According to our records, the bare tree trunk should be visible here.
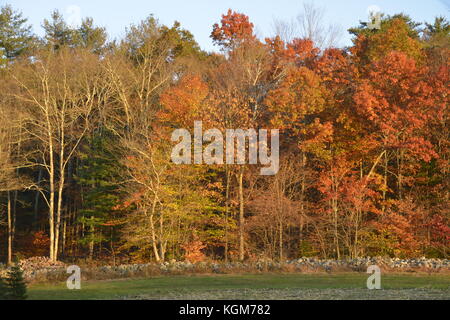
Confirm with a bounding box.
[331,171,340,259]
[62,218,67,256]
[238,168,245,261]
[12,190,17,246]
[299,152,306,255]
[89,216,95,260]
[398,148,404,200]
[333,203,340,259]
[49,147,56,262]
[159,214,165,261]
[224,168,231,262]
[382,151,388,213]
[54,172,65,261]
[7,192,13,265]
[54,111,67,261]
[149,197,161,262]
[279,220,283,261]
[34,166,43,228]
[110,227,116,266]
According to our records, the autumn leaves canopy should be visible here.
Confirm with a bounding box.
[0,6,448,263]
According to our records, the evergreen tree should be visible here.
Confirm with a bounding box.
[424,16,450,37]
[0,47,6,66]
[0,276,8,300]
[160,21,206,60]
[42,10,73,51]
[349,14,423,65]
[73,17,108,54]
[422,16,450,48]
[0,5,35,62]
[76,130,123,258]
[5,264,27,300]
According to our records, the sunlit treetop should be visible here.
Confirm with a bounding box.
[211,9,256,50]
[349,14,424,65]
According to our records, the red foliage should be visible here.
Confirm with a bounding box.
[211,9,256,49]
[353,51,438,162]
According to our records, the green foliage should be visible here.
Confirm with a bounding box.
[422,16,450,48]
[349,13,421,39]
[122,15,206,64]
[349,14,423,64]
[361,231,398,257]
[73,17,108,54]
[75,130,123,248]
[42,10,73,51]
[424,16,450,38]
[43,10,107,53]
[160,21,206,60]
[26,274,450,300]
[3,264,28,300]
[0,5,35,62]
[121,14,165,62]
[0,47,6,66]
[298,240,318,258]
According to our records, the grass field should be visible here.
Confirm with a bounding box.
[28,273,450,300]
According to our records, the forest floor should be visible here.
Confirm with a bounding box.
[28,273,450,300]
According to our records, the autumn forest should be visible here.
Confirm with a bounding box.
[0,5,449,266]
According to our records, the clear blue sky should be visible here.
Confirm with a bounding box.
[2,0,448,52]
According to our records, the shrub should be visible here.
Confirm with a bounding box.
[182,236,206,263]
[5,264,28,300]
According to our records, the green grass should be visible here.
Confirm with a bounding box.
[28,273,450,300]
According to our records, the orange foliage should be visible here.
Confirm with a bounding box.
[182,236,207,263]
[211,9,256,49]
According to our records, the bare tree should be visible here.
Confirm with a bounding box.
[297,2,342,49]
[273,2,343,50]
[0,101,28,265]
[10,48,104,261]
[248,155,304,260]
[103,16,181,262]
[272,18,298,44]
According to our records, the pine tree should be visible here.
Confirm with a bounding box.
[42,10,73,51]
[5,264,27,300]
[0,5,35,62]
[76,130,123,259]
[73,17,108,54]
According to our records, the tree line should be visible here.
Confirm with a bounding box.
[0,5,448,264]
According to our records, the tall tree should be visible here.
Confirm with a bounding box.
[73,17,108,54]
[10,48,105,261]
[0,95,27,265]
[211,9,256,50]
[75,131,122,259]
[349,14,423,68]
[0,5,35,62]
[42,10,73,51]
